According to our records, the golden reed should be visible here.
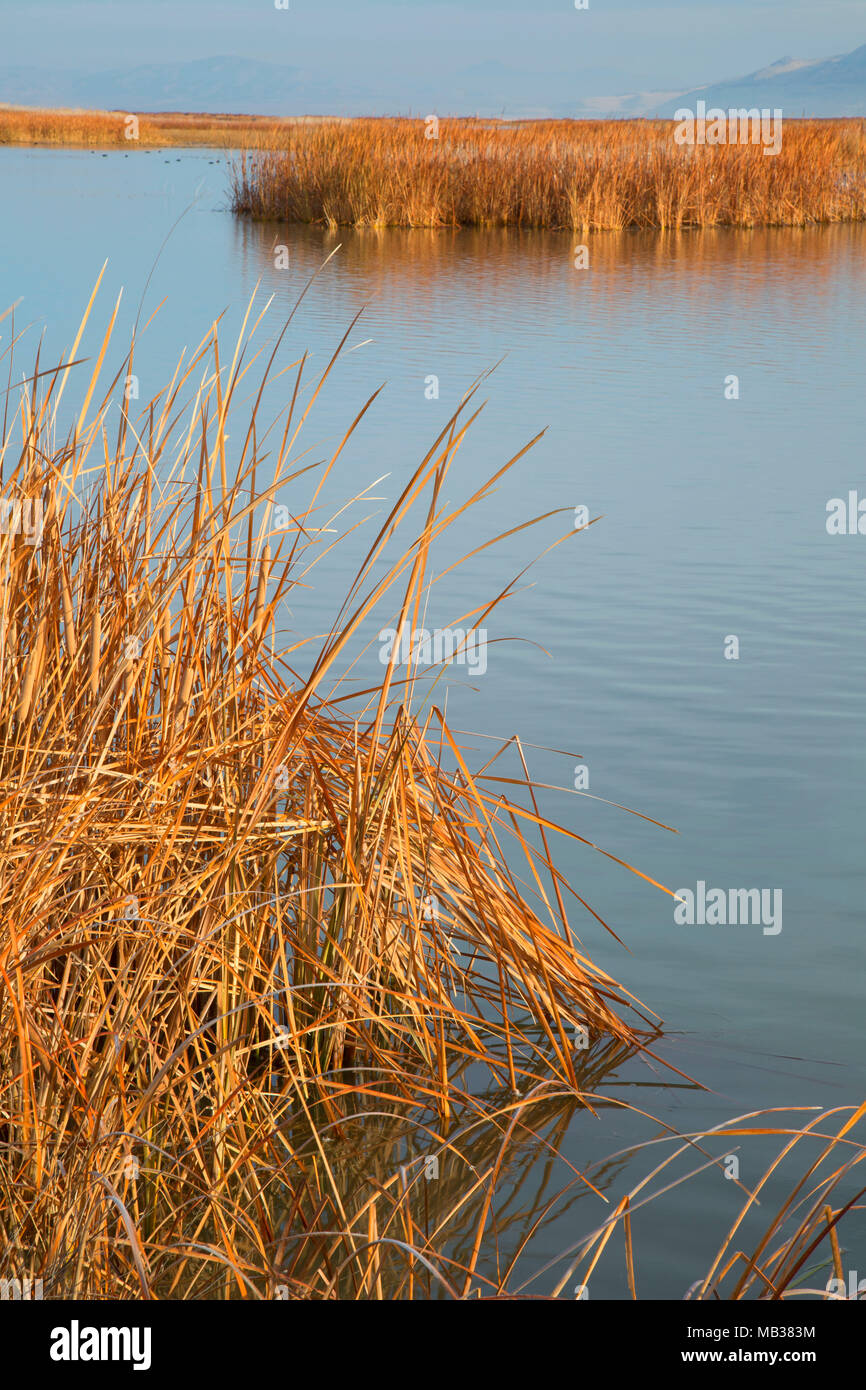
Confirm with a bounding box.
[230,116,866,230]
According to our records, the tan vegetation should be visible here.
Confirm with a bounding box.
[0,105,328,148]
[5,107,865,229]
[0,277,679,1297]
[230,116,866,230]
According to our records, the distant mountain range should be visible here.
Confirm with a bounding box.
[0,57,366,116]
[653,44,866,118]
[0,44,864,119]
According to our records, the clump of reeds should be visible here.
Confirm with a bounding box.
[0,279,681,1298]
[230,116,866,230]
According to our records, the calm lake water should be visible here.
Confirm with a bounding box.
[3,146,865,1297]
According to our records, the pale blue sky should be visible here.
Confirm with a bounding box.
[2,0,864,96]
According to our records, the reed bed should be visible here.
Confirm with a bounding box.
[0,106,303,149]
[6,107,865,228]
[230,116,866,230]
[0,276,685,1298]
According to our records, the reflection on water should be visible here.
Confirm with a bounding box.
[281,1032,683,1299]
[233,217,866,326]
[2,148,865,1295]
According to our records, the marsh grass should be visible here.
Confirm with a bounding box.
[230,117,866,230]
[6,107,865,229]
[0,107,319,149]
[0,273,685,1298]
[5,109,866,230]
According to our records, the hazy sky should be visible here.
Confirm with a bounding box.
[2,0,864,94]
